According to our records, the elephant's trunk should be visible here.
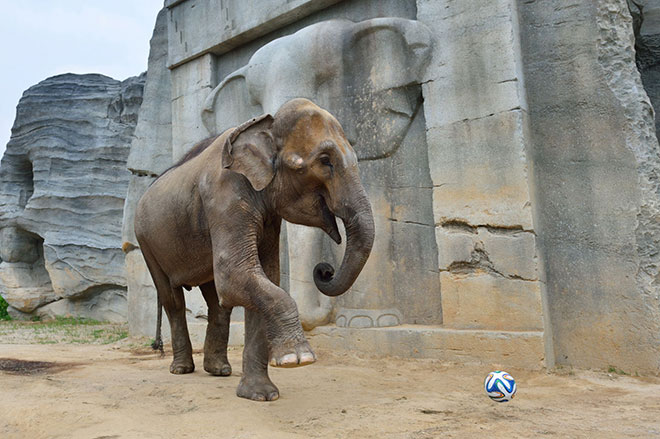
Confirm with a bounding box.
[313,186,374,297]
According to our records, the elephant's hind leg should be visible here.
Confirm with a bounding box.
[200,281,232,376]
[142,247,194,374]
[162,284,194,374]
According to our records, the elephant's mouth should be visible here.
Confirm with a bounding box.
[320,195,341,245]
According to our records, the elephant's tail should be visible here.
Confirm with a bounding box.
[151,294,164,355]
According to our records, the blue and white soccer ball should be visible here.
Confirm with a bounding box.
[484,371,517,402]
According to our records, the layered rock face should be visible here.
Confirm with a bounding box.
[0,73,144,321]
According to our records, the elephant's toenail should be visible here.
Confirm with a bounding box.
[280,353,297,365]
[300,352,316,364]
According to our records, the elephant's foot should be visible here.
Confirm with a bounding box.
[169,358,195,374]
[204,355,232,376]
[237,375,280,401]
[269,339,316,368]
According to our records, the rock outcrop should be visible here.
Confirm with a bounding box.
[0,73,144,322]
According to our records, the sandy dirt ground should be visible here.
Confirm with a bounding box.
[1,335,660,438]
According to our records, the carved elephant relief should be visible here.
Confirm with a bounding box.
[202,17,436,329]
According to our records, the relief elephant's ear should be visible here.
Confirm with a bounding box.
[222,114,276,191]
[348,18,433,87]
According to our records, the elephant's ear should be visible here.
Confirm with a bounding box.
[222,114,276,191]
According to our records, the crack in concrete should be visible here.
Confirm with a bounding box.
[441,243,537,282]
[387,217,433,227]
[439,219,535,235]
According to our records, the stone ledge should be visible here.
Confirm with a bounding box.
[167,0,344,68]
[308,325,546,370]
[187,322,545,370]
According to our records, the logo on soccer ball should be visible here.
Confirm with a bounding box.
[484,370,516,402]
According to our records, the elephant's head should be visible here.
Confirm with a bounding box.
[223,98,375,297]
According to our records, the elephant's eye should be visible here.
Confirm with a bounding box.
[319,155,332,167]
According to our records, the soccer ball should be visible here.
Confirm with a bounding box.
[484,371,517,402]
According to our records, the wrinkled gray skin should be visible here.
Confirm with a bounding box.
[134,99,374,401]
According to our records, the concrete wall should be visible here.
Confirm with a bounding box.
[416,0,546,337]
[122,0,660,372]
[519,0,660,373]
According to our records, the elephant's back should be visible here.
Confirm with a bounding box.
[134,150,211,245]
[134,165,214,280]
[136,162,205,236]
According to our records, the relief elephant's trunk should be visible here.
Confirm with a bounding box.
[313,187,374,297]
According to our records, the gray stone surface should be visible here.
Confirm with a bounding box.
[426,110,534,230]
[0,73,144,320]
[36,287,128,323]
[335,308,403,328]
[123,7,222,336]
[127,9,173,178]
[436,227,538,282]
[171,54,217,160]
[416,0,526,126]
[416,0,547,344]
[440,272,544,331]
[519,0,660,373]
[0,228,56,312]
[125,249,163,336]
[123,8,173,250]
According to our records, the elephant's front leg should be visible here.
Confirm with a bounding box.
[214,222,315,373]
[259,281,316,368]
[237,221,289,401]
[258,219,315,368]
[237,309,280,401]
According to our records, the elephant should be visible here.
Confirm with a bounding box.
[134,98,374,401]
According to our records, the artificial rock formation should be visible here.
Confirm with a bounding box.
[122,0,546,366]
[0,73,144,322]
[121,0,660,373]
